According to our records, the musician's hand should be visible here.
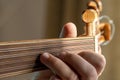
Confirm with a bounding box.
[38,22,106,80]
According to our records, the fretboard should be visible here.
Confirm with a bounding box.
[0,37,96,78]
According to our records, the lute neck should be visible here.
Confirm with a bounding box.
[0,37,96,78]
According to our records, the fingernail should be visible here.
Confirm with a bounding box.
[42,52,50,59]
[61,52,67,55]
[59,52,67,58]
[40,53,50,63]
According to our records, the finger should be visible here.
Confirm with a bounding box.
[40,53,78,80]
[59,52,98,80]
[79,51,106,76]
[59,22,77,38]
[50,75,61,80]
[37,69,53,80]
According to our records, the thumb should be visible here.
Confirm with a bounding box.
[59,22,77,38]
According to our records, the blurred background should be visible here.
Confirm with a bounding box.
[0,0,119,80]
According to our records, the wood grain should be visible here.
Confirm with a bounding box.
[0,37,96,78]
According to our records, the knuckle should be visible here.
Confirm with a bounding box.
[86,75,98,80]
[64,73,78,80]
[96,55,106,75]
[66,53,74,59]
[84,66,98,80]
[97,55,106,70]
[62,52,75,61]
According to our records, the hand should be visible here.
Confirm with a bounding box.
[38,22,106,80]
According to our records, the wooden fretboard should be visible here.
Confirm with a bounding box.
[0,37,96,78]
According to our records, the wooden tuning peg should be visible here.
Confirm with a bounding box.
[88,1,98,10]
[94,0,102,12]
[82,9,98,36]
[87,1,100,14]
[97,23,111,43]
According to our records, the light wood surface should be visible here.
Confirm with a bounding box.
[0,37,96,78]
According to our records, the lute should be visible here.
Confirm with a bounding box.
[0,0,113,78]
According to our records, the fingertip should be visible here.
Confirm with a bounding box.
[61,22,77,38]
[64,22,76,28]
[40,52,50,63]
[79,51,106,75]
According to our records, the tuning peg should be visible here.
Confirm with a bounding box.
[82,9,98,23]
[94,0,102,12]
[87,1,100,15]
[82,9,98,36]
[88,1,98,10]
[97,23,111,41]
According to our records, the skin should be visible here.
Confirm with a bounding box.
[38,22,106,80]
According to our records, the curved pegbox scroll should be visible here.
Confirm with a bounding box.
[82,0,111,45]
